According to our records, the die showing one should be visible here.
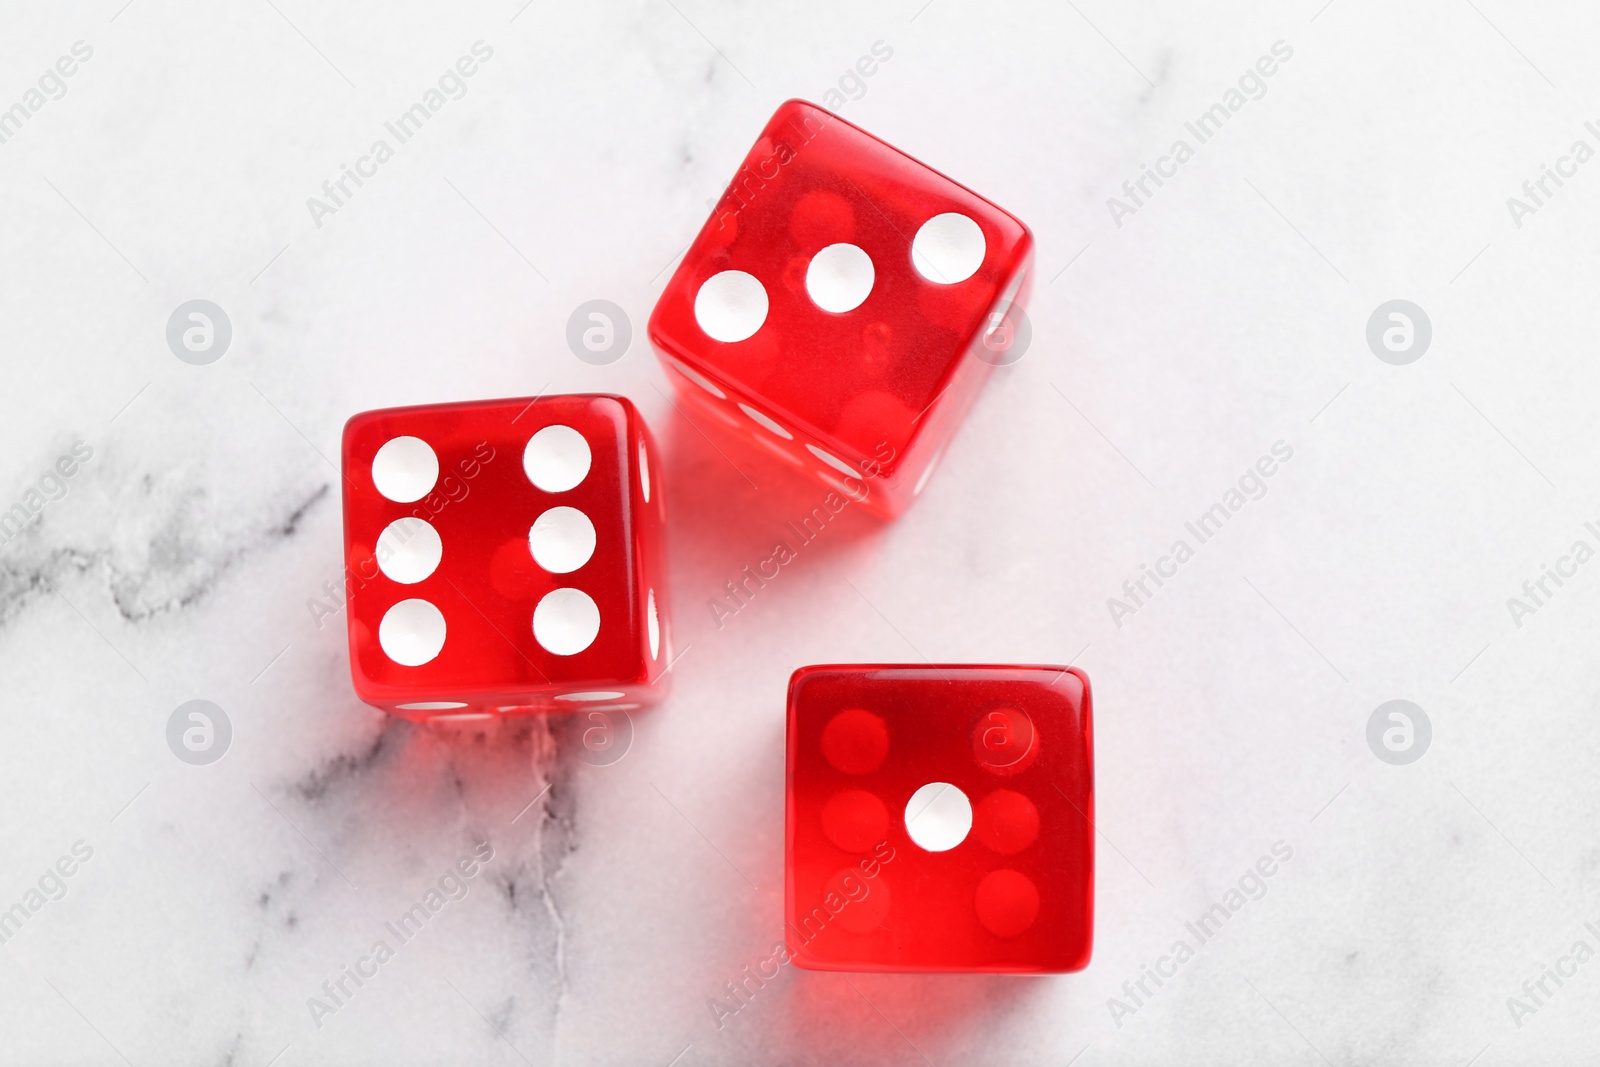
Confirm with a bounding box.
[785,664,1092,973]
[648,99,1034,519]
[340,394,669,722]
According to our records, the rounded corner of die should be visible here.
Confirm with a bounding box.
[971,204,1034,272]
[338,409,371,457]
[1037,663,1090,701]
[786,664,824,700]
[787,953,827,974]
[1009,213,1037,250]
[1064,666,1093,714]
[347,672,389,715]
[1065,940,1094,975]
[586,392,637,424]
[772,97,824,123]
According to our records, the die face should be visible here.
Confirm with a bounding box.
[340,394,669,720]
[785,665,1092,973]
[649,99,1033,516]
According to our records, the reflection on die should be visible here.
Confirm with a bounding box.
[649,99,1035,519]
[339,394,669,722]
[785,664,1093,973]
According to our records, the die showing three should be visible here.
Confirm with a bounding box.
[648,98,1035,518]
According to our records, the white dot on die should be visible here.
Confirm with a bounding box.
[533,587,601,655]
[397,701,467,710]
[371,436,438,503]
[806,444,859,478]
[912,212,986,284]
[376,517,442,584]
[524,425,591,492]
[638,441,651,503]
[905,782,972,852]
[694,270,768,342]
[805,243,875,313]
[555,691,626,702]
[528,506,596,573]
[379,599,447,666]
[647,588,660,659]
[739,403,793,439]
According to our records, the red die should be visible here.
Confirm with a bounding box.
[785,664,1092,973]
[339,394,669,722]
[648,99,1034,518]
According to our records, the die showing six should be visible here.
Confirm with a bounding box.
[340,394,669,721]
[335,101,1088,974]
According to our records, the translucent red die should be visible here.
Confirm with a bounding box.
[339,394,669,721]
[649,99,1034,518]
[785,664,1093,973]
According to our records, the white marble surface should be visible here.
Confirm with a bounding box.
[4,0,1600,1063]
